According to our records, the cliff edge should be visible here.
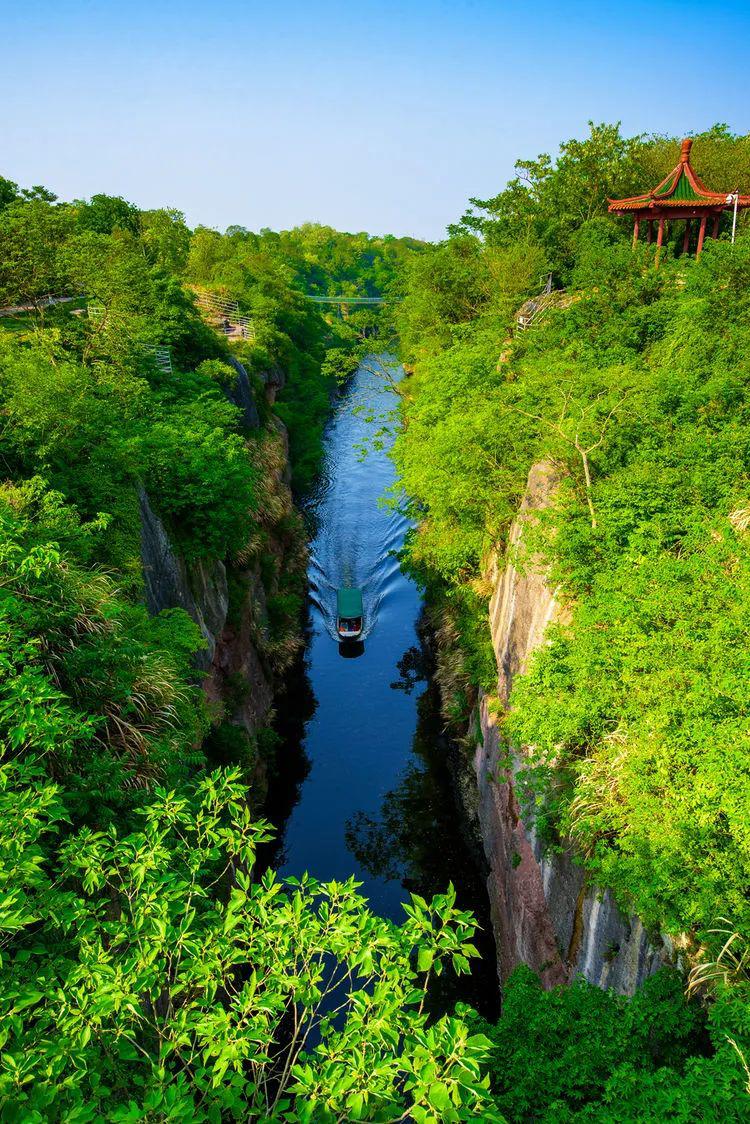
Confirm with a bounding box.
[472,462,668,994]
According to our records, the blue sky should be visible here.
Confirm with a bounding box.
[3,0,748,240]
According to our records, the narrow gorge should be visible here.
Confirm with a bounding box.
[3,116,749,1120]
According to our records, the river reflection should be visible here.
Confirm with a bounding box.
[262,357,498,1015]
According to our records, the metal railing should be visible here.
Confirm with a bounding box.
[152,346,172,374]
[306,295,389,305]
[194,290,256,340]
[516,278,564,332]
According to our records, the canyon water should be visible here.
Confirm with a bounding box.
[264,356,497,1013]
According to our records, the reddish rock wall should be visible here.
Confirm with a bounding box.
[473,463,668,994]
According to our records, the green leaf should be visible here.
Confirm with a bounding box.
[417,947,434,973]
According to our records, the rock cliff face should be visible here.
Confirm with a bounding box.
[139,487,228,672]
[224,355,261,430]
[471,462,667,995]
[139,486,277,739]
[139,358,302,746]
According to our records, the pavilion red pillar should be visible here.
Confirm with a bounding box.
[712,214,720,239]
[655,217,665,265]
[696,214,707,257]
[647,220,653,244]
[632,217,640,247]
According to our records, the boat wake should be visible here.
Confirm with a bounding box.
[305,358,408,643]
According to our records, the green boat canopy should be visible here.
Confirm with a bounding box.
[337,588,363,618]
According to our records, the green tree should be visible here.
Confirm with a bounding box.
[0,175,19,212]
[0,198,73,306]
[0,763,499,1122]
[140,207,192,273]
[75,192,140,235]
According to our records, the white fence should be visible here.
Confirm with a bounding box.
[195,291,256,340]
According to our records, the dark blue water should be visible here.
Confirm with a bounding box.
[277,357,418,917]
[264,357,498,1010]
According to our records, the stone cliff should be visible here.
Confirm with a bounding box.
[139,358,304,756]
[469,462,668,995]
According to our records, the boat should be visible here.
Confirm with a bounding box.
[336,587,363,640]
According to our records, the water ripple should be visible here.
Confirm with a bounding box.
[304,357,409,642]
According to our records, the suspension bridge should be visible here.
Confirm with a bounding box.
[306,295,396,305]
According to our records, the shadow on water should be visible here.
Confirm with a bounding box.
[258,616,315,871]
[262,356,499,1017]
[346,632,499,1017]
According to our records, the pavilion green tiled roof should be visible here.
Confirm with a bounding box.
[609,138,750,213]
[655,169,701,201]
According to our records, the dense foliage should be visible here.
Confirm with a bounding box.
[0,178,491,1120]
[0,762,497,1121]
[393,122,750,1104]
[466,965,748,1121]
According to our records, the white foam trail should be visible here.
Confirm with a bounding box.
[304,357,411,643]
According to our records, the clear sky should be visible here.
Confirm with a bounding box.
[3,0,748,240]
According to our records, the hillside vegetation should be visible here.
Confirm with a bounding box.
[393,122,750,1115]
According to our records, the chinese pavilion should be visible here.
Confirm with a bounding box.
[608,138,750,260]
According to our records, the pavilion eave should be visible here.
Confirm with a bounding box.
[607,138,748,262]
[610,204,734,220]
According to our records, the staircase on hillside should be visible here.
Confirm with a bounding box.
[194,290,256,341]
[152,346,173,374]
[515,274,560,331]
